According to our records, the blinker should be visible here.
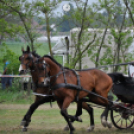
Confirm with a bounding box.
[42,60,46,70]
[42,64,46,69]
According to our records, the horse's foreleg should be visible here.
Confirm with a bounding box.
[60,98,75,134]
[21,96,54,131]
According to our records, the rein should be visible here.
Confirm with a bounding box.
[32,58,134,105]
[81,62,134,71]
[39,63,83,102]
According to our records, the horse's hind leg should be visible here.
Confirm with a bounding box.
[101,106,112,128]
[101,96,113,128]
[82,102,94,132]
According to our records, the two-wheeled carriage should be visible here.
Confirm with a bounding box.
[110,64,134,129]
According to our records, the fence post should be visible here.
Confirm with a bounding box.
[20,82,24,95]
[27,77,31,96]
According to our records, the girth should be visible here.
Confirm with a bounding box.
[51,68,82,102]
[71,69,82,101]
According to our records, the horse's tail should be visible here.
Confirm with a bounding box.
[108,72,131,83]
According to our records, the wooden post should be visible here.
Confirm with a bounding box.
[27,77,31,96]
[20,82,24,95]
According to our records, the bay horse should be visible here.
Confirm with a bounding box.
[35,55,114,134]
[19,46,95,132]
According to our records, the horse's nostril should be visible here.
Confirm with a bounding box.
[19,70,25,75]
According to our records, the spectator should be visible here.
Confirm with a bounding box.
[1,60,13,89]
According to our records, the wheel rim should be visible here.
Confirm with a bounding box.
[111,109,134,129]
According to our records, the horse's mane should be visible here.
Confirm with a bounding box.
[32,51,41,58]
[43,55,70,69]
[44,55,63,67]
[23,50,41,58]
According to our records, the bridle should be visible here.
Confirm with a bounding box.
[36,59,51,88]
[19,53,37,73]
[37,59,69,88]
[37,60,50,78]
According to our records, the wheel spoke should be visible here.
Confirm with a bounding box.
[120,119,123,127]
[114,114,120,118]
[116,117,122,124]
[128,117,133,123]
[126,120,127,128]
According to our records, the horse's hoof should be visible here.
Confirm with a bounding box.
[101,116,107,127]
[77,116,82,122]
[22,127,27,132]
[70,131,73,134]
[87,125,94,132]
[20,121,26,126]
[107,121,112,128]
[63,124,69,131]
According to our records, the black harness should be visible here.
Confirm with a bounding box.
[20,55,113,104]
[40,62,114,104]
[36,59,82,101]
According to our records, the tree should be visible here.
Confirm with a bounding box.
[0,3,24,45]
[0,43,20,74]
[95,0,134,72]
[0,0,40,51]
[35,0,62,57]
[68,0,97,69]
[68,0,134,72]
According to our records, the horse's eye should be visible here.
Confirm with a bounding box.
[19,56,21,61]
[26,57,31,60]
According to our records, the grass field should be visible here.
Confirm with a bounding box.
[0,90,134,134]
[0,102,134,134]
[4,41,54,56]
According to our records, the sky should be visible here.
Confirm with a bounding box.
[54,0,98,15]
[29,0,99,16]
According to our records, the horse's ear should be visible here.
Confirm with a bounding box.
[21,47,24,52]
[27,46,30,52]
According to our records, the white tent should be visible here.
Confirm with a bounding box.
[52,36,69,65]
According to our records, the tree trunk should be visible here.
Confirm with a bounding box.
[45,13,53,57]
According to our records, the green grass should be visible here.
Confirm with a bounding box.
[0,90,33,104]
[0,90,134,134]
[2,41,63,63]
[4,41,55,56]
[0,102,134,134]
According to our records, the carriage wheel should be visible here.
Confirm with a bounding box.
[111,108,134,129]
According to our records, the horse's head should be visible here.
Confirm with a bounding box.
[19,46,36,75]
[36,57,50,88]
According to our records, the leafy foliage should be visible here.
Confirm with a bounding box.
[0,43,20,74]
